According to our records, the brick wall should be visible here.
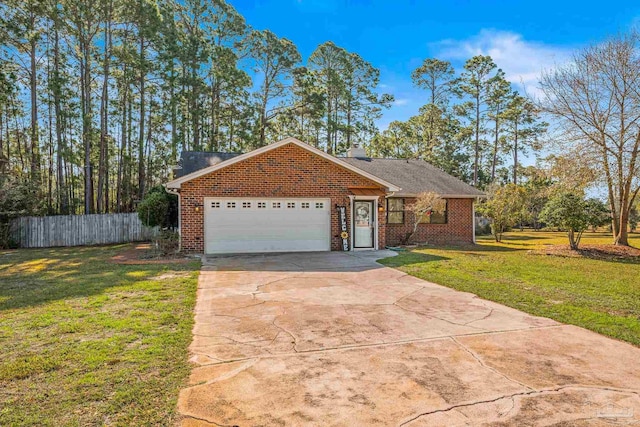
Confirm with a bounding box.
[179,143,386,253]
[385,198,475,246]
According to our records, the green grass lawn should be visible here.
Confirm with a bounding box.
[380,231,640,346]
[0,245,200,426]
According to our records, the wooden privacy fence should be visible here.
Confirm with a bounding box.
[10,213,160,248]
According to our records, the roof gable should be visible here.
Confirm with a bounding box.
[165,137,401,191]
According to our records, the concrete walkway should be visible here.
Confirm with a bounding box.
[178,251,640,426]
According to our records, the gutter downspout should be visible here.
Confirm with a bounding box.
[472,197,477,244]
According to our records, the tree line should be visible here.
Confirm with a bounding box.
[368,56,547,187]
[383,32,640,247]
[0,0,392,218]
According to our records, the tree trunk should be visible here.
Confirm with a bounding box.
[346,101,352,149]
[52,24,68,214]
[568,229,578,250]
[81,34,93,215]
[191,62,199,150]
[29,7,40,186]
[326,89,332,154]
[116,75,127,213]
[513,121,519,184]
[126,95,133,210]
[491,116,498,181]
[210,79,220,151]
[0,108,4,173]
[46,64,54,213]
[98,6,112,213]
[137,35,146,199]
[259,95,268,147]
[170,64,177,162]
[474,92,480,186]
[615,201,630,246]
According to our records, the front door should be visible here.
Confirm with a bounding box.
[353,200,374,248]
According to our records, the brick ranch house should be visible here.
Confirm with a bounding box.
[165,137,484,254]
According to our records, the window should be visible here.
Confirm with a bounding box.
[315,202,324,209]
[287,202,296,209]
[226,202,236,208]
[211,202,220,208]
[257,202,266,209]
[242,202,251,208]
[386,198,404,224]
[301,202,310,209]
[272,202,281,208]
[419,200,448,224]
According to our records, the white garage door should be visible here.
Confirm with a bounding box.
[204,198,331,254]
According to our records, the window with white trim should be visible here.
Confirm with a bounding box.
[227,202,236,208]
[419,200,448,224]
[301,202,310,209]
[272,202,281,208]
[211,202,220,208]
[287,202,295,208]
[386,198,404,224]
[257,202,266,209]
[242,202,251,208]
[315,202,324,209]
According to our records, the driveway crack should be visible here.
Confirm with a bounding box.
[398,385,640,426]
[251,274,306,296]
[181,414,231,427]
[464,308,494,325]
[392,301,486,331]
[450,336,534,391]
[272,315,299,352]
[393,286,426,305]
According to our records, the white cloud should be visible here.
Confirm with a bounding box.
[393,98,409,106]
[433,29,572,96]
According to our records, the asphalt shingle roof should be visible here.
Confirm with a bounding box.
[175,151,241,178]
[340,157,484,197]
[176,150,483,197]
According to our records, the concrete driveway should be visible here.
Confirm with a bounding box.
[178,251,640,426]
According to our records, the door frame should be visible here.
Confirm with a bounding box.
[349,195,379,251]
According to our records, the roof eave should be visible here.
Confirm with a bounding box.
[388,193,486,199]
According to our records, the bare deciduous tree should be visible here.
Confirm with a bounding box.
[539,32,640,246]
[403,191,446,244]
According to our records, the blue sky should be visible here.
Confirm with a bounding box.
[231,0,640,130]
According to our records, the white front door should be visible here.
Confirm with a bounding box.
[353,200,374,248]
[203,198,331,254]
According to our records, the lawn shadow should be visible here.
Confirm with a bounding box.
[0,246,198,311]
[426,242,524,253]
[531,245,640,265]
[495,233,551,241]
[379,251,452,268]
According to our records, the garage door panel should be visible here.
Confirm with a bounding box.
[208,228,328,241]
[204,198,331,254]
[213,215,327,227]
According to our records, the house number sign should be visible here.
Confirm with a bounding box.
[337,205,349,251]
